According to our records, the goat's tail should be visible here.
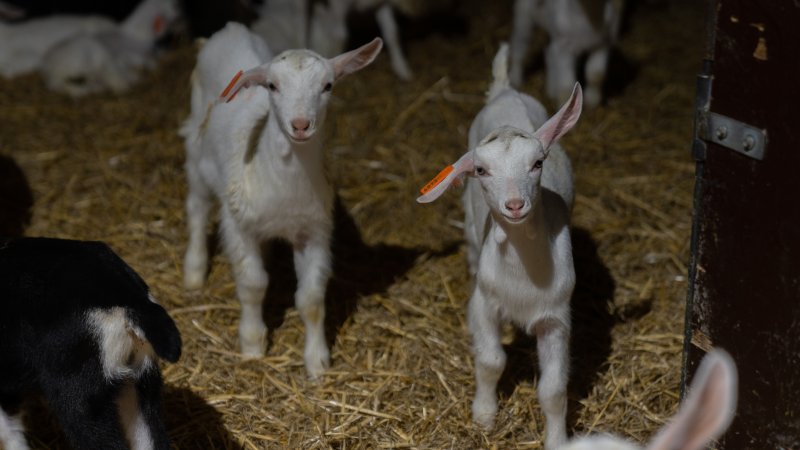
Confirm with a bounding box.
[486,42,510,102]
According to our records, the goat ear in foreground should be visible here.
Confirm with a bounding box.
[416,151,474,203]
[647,349,738,450]
[534,82,583,152]
[219,65,268,103]
[330,37,383,81]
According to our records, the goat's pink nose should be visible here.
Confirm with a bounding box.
[505,199,524,211]
[291,118,310,131]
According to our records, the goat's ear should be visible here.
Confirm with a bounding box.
[533,82,583,152]
[416,151,474,203]
[219,65,268,103]
[647,349,738,450]
[330,37,383,81]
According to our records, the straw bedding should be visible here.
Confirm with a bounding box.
[0,0,704,448]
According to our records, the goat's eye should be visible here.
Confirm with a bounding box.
[532,160,543,171]
[323,82,332,92]
[267,82,278,92]
[475,166,487,176]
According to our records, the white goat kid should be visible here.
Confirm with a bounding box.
[181,22,382,378]
[559,349,738,450]
[417,44,582,450]
[509,0,623,107]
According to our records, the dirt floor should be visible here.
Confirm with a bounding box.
[0,0,707,448]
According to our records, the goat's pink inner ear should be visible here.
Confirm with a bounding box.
[220,70,244,102]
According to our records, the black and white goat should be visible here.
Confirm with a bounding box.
[0,237,181,450]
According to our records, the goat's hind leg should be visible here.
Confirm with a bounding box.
[293,233,332,379]
[183,168,213,290]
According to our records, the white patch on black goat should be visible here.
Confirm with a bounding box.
[86,307,156,381]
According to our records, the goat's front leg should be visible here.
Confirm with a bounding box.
[509,0,536,87]
[544,39,578,106]
[468,287,505,428]
[374,4,412,81]
[534,318,570,450]
[221,214,269,357]
[293,233,332,379]
[584,46,610,108]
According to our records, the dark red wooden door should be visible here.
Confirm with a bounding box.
[685,1,800,448]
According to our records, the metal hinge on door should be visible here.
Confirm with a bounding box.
[693,73,768,162]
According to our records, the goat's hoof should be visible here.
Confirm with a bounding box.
[239,333,267,358]
[584,87,602,109]
[183,270,205,290]
[471,404,497,429]
[304,348,330,380]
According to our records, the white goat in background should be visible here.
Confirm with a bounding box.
[180,21,382,378]
[417,44,581,450]
[0,13,116,78]
[39,0,179,97]
[509,0,624,107]
[559,349,738,450]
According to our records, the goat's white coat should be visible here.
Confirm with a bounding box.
[0,409,28,450]
[509,0,623,107]
[181,22,382,378]
[39,0,178,97]
[417,44,581,450]
[558,349,738,450]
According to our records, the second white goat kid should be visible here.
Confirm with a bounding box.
[180,22,382,378]
[417,44,582,450]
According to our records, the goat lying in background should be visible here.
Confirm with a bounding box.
[180,22,382,378]
[418,43,581,450]
[0,237,181,450]
[39,0,179,97]
[0,13,116,78]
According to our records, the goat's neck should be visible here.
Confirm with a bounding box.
[486,199,555,288]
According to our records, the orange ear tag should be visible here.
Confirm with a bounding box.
[153,16,164,34]
[420,165,454,194]
[220,70,244,102]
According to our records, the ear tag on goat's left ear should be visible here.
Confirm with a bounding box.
[220,70,244,103]
[419,165,453,195]
[153,15,164,34]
